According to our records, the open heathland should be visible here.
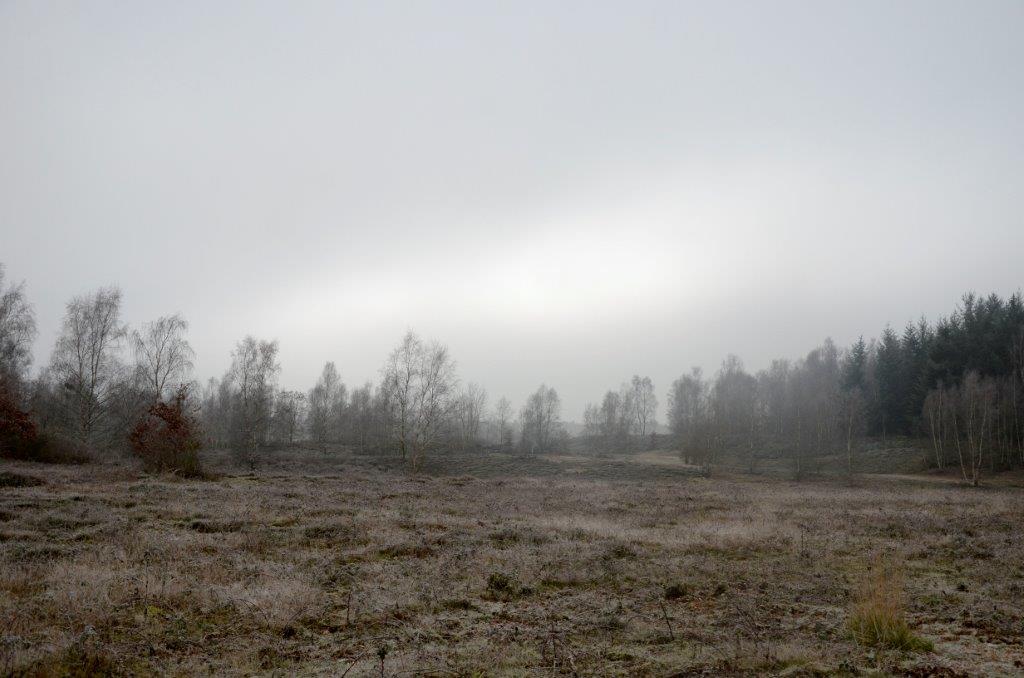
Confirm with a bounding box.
[1,449,1022,676]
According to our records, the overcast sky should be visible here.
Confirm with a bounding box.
[2,1,1023,420]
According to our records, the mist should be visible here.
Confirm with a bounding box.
[3,1,1023,419]
[5,3,1024,675]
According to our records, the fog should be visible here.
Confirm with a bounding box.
[3,1,1023,418]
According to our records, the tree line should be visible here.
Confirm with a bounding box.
[0,265,568,470]
[663,293,1024,484]
[1,262,1021,482]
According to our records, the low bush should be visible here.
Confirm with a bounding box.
[0,386,37,456]
[129,386,204,477]
[664,583,689,600]
[484,571,530,600]
[15,432,90,464]
[1,388,89,463]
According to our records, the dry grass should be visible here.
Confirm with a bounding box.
[849,557,933,652]
[1,447,1022,676]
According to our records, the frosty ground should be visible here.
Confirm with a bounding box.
[2,448,1022,676]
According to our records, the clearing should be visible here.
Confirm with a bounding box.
[1,449,1022,676]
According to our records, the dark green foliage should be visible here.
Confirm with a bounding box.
[862,292,1024,442]
[842,336,868,392]
[875,326,905,436]
[927,293,1024,385]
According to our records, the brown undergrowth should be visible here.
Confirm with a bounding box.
[0,448,1021,676]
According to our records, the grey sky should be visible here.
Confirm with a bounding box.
[2,1,1022,420]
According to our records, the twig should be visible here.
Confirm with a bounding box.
[658,599,675,641]
[340,651,370,678]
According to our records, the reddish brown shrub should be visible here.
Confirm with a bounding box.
[0,385,36,448]
[0,385,38,458]
[129,385,204,477]
[1,385,88,463]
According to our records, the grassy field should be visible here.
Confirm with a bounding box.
[1,448,1023,676]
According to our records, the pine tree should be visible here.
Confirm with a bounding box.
[843,336,868,392]
[875,327,905,437]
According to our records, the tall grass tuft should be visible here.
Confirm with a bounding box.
[848,556,933,652]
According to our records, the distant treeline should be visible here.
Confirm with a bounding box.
[0,263,565,470]
[0,261,1021,482]
[660,292,1024,484]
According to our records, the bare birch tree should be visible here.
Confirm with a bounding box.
[923,386,949,470]
[630,375,658,440]
[380,331,458,469]
[840,387,866,476]
[131,314,194,401]
[0,265,36,395]
[455,382,486,449]
[520,384,562,454]
[668,368,708,466]
[225,336,280,465]
[494,396,513,447]
[49,287,127,446]
[271,389,306,446]
[957,371,995,487]
[308,361,344,447]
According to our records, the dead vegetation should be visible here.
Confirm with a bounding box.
[848,556,933,653]
[1,448,1022,676]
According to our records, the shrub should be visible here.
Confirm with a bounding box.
[664,583,689,600]
[16,432,90,464]
[0,385,37,454]
[487,571,518,593]
[1,387,90,464]
[129,385,204,477]
[484,571,529,600]
[849,558,933,652]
